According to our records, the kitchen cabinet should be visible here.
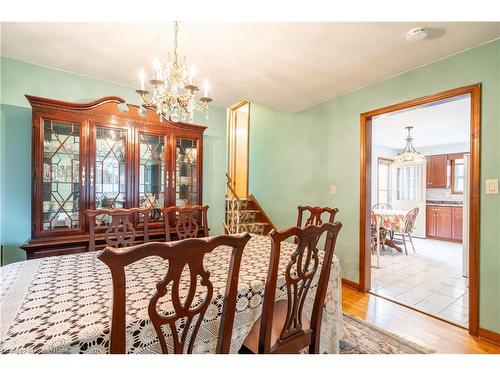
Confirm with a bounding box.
[426,205,463,242]
[452,206,463,241]
[426,154,448,188]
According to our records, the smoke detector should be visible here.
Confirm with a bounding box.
[406,26,428,42]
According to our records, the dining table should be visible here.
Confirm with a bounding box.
[372,208,408,268]
[0,234,343,354]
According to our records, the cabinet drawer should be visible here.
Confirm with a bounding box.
[30,246,87,260]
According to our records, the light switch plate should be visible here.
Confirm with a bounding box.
[330,185,337,195]
[485,179,499,194]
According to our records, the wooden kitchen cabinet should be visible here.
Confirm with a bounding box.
[426,205,462,242]
[452,206,463,241]
[426,154,448,188]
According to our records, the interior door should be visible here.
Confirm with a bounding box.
[391,160,426,237]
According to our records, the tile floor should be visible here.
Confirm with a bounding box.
[371,237,469,327]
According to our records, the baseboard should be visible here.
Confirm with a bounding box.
[342,278,361,290]
[479,327,500,346]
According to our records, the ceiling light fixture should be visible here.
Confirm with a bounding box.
[136,21,212,123]
[394,126,426,163]
[406,26,428,42]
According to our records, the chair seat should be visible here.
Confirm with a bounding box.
[242,299,311,353]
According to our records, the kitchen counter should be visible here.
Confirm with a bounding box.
[426,200,463,207]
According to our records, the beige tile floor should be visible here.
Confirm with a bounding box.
[371,237,468,327]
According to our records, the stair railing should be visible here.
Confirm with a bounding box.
[225,173,242,234]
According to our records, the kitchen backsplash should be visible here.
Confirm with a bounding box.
[426,188,463,202]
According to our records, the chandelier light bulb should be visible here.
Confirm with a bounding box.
[152,57,160,79]
[189,65,196,83]
[139,69,145,90]
[204,80,209,97]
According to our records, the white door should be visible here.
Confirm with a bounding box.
[391,160,426,237]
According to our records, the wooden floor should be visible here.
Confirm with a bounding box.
[342,285,500,354]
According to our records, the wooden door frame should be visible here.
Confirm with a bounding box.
[359,83,481,335]
[227,101,250,198]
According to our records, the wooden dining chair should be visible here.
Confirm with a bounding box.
[87,208,151,252]
[296,206,339,228]
[162,205,209,241]
[241,222,342,354]
[98,233,251,354]
[393,207,419,255]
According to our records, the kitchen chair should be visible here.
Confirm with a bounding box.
[98,232,251,354]
[162,205,209,241]
[372,203,392,210]
[370,210,387,254]
[241,222,342,354]
[296,206,339,227]
[87,208,151,252]
[393,207,419,255]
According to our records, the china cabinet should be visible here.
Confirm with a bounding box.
[21,95,206,259]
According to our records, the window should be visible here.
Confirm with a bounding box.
[396,164,422,201]
[377,158,392,205]
[451,158,465,193]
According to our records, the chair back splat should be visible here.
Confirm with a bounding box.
[162,205,209,241]
[87,208,151,252]
[296,206,339,228]
[98,233,251,354]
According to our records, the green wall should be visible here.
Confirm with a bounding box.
[249,39,500,333]
[0,56,227,265]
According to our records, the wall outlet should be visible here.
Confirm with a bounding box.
[485,179,499,194]
[330,185,337,195]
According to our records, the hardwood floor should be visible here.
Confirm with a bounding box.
[342,285,500,354]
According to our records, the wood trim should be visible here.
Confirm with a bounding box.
[479,328,500,346]
[359,114,372,292]
[359,83,481,335]
[341,278,361,291]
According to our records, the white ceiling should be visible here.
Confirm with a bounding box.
[372,95,470,149]
[1,22,499,112]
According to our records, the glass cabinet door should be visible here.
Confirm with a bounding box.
[175,137,199,206]
[93,126,127,226]
[41,119,82,231]
[138,132,166,221]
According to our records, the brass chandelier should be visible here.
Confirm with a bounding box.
[394,126,425,163]
[136,21,212,123]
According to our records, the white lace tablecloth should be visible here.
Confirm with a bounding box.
[0,234,342,354]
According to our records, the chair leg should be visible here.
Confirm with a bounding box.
[408,233,416,254]
[401,233,408,255]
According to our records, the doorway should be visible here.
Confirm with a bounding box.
[227,102,250,198]
[359,84,481,335]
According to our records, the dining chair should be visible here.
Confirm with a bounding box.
[296,206,339,228]
[87,208,151,252]
[98,232,251,354]
[370,210,387,254]
[241,222,342,354]
[372,203,393,210]
[393,207,419,255]
[162,205,209,241]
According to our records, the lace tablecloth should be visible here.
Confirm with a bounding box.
[0,234,342,354]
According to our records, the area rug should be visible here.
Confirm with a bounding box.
[340,314,434,354]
